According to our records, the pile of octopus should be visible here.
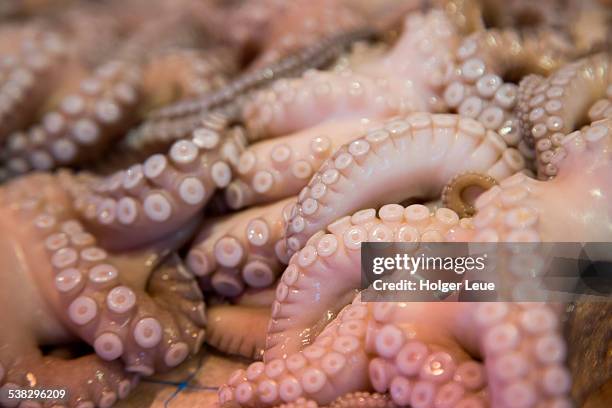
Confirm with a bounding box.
[0,0,610,408]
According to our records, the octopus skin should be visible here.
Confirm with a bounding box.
[0,173,207,407]
[207,301,273,360]
[285,112,525,257]
[518,53,612,179]
[219,118,612,407]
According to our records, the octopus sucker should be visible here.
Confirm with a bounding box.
[0,1,610,407]
[0,26,69,145]
[0,5,241,179]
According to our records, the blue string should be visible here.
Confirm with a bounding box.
[141,354,219,406]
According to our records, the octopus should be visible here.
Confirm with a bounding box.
[0,0,610,407]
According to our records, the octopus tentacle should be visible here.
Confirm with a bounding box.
[285,113,525,257]
[116,48,239,158]
[242,10,458,140]
[518,53,611,178]
[2,60,142,176]
[0,27,68,144]
[442,28,569,158]
[222,297,569,407]
[28,197,205,375]
[442,171,499,218]
[60,112,245,250]
[265,392,396,408]
[225,120,369,210]
[187,197,295,296]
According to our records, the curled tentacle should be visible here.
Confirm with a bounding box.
[518,53,612,178]
[271,203,473,360]
[442,171,499,217]
[442,27,570,160]
[277,118,612,362]
[285,112,525,257]
[219,119,612,407]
